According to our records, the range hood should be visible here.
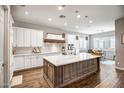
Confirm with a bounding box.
[44,33,66,43]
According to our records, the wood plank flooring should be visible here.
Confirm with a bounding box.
[12,61,124,88]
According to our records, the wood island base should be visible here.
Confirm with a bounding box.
[43,58,100,88]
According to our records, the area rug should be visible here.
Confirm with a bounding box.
[101,60,115,65]
[11,75,23,87]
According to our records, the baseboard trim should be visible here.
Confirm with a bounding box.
[115,66,124,71]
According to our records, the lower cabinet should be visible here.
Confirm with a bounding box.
[31,56,37,68]
[37,55,43,66]
[14,55,43,71]
[14,56,25,71]
[24,56,31,69]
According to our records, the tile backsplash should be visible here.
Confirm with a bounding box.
[14,43,64,54]
[43,43,64,53]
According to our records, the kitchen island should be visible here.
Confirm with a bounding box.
[43,53,101,88]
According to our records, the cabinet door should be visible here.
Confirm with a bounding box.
[31,56,37,67]
[37,31,43,47]
[14,56,24,70]
[37,55,43,67]
[16,28,24,47]
[24,29,31,47]
[48,63,54,83]
[31,30,37,47]
[24,56,31,69]
[63,64,71,83]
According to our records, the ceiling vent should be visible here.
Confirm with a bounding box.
[62,5,66,7]
[75,10,79,13]
[20,5,26,7]
[85,16,88,18]
[59,15,66,19]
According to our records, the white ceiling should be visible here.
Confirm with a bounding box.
[11,5,124,34]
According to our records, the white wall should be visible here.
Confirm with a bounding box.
[115,17,124,70]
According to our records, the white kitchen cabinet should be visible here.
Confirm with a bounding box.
[24,28,31,47]
[36,55,43,66]
[14,56,25,70]
[31,30,43,47]
[31,30,37,47]
[37,31,43,47]
[24,56,31,69]
[16,28,24,47]
[14,54,43,71]
[30,56,37,67]
[13,27,43,47]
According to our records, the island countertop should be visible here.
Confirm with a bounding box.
[43,53,101,66]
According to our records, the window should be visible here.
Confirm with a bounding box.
[110,37,115,48]
[93,38,99,49]
[93,36,115,49]
[104,38,110,49]
[80,37,87,50]
[99,39,104,49]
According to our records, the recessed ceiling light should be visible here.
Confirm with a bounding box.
[64,22,67,26]
[75,26,79,29]
[77,15,81,18]
[89,20,93,23]
[25,11,29,15]
[48,18,52,21]
[58,6,63,11]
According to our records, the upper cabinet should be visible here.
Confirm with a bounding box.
[13,27,43,47]
[31,29,37,47]
[24,28,31,47]
[16,28,24,47]
[37,31,43,46]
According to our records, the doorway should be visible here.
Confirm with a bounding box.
[0,5,10,88]
[0,5,4,88]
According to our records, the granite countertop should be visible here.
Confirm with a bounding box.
[43,53,101,66]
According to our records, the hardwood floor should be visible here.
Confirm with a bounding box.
[12,60,124,88]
